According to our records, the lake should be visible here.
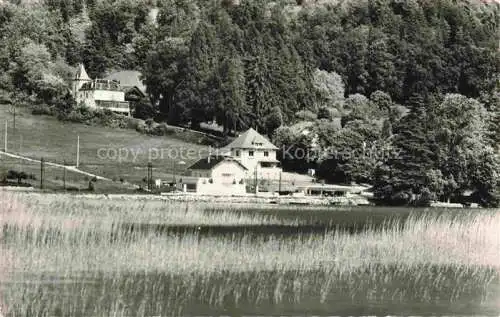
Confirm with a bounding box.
[1,192,499,316]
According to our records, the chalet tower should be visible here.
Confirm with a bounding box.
[72,64,92,97]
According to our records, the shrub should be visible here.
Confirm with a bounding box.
[6,170,28,183]
[295,109,317,121]
[64,109,85,123]
[32,104,54,116]
[123,117,143,130]
[152,123,171,136]
[317,107,332,120]
[133,99,156,120]
[134,121,148,134]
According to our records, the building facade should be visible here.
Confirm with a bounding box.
[222,128,282,180]
[184,156,247,195]
[72,64,130,116]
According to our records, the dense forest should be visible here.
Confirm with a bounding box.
[0,0,498,206]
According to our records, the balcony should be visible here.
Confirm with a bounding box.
[96,101,130,110]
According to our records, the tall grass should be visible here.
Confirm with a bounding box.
[1,191,499,316]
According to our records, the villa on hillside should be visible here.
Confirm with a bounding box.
[72,64,131,116]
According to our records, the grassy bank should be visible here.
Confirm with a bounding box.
[0,192,499,316]
[0,106,209,185]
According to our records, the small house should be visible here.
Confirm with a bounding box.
[183,155,247,195]
[104,70,147,102]
[222,128,282,180]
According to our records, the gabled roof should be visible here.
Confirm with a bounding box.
[75,64,91,81]
[225,128,278,150]
[187,155,248,171]
[104,71,146,94]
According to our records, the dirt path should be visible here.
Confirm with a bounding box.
[0,151,111,181]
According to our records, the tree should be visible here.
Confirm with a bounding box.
[273,126,314,174]
[142,38,189,121]
[429,93,497,204]
[214,54,249,134]
[373,94,436,206]
[313,69,345,111]
[264,106,283,136]
[83,0,149,76]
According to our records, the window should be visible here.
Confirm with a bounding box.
[264,151,269,157]
[222,173,233,177]
[235,150,240,157]
[249,151,254,157]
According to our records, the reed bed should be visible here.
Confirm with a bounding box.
[1,191,499,316]
[0,192,302,228]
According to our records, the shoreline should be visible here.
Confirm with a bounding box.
[0,186,478,208]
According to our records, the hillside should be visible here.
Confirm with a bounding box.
[0,0,498,205]
[0,105,208,189]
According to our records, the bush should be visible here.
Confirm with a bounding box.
[317,107,332,120]
[6,170,28,183]
[64,110,85,123]
[152,123,170,136]
[135,121,148,134]
[32,104,54,116]
[123,117,144,130]
[295,110,317,121]
[133,99,156,120]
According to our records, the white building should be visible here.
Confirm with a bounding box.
[72,64,130,116]
[184,156,247,195]
[222,128,282,180]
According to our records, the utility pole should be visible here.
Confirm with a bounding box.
[278,171,282,194]
[3,121,7,152]
[12,105,15,143]
[40,158,44,189]
[76,135,80,168]
[147,162,153,191]
[63,160,66,190]
[254,166,258,195]
[172,161,176,184]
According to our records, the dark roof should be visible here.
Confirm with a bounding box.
[224,128,278,150]
[187,156,248,171]
[104,71,146,94]
[74,64,91,81]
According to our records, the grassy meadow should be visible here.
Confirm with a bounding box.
[0,191,499,316]
[0,106,208,184]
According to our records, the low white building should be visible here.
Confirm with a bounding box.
[72,64,130,116]
[222,128,282,180]
[183,156,247,195]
